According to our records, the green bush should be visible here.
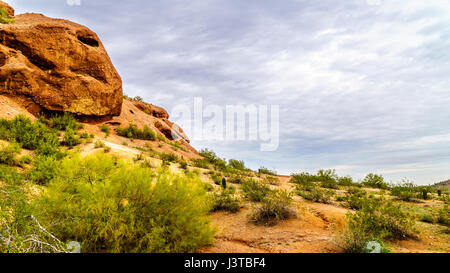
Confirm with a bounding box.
[391,182,417,202]
[211,188,241,213]
[0,7,15,24]
[263,176,280,186]
[290,172,316,189]
[362,173,389,189]
[338,176,355,186]
[258,167,277,176]
[62,128,81,147]
[338,198,415,253]
[198,149,227,170]
[0,166,68,253]
[0,142,21,166]
[298,187,334,204]
[29,155,61,185]
[100,125,111,137]
[32,153,216,253]
[437,206,449,227]
[241,179,271,202]
[116,124,156,141]
[159,152,178,163]
[49,112,81,131]
[0,115,61,157]
[339,187,368,210]
[228,159,246,171]
[249,190,296,226]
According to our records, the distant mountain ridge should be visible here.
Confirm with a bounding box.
[433,180,450,189]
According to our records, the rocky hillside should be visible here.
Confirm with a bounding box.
[0,1,194,154]
[434,180,450,190]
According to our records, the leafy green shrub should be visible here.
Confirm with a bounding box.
[249,190,296,226]
[298,187,334,204]
[29,155,61,185]
[211,188,241,213]
[316,169,339,189]
[191,158,210,169]
[0,166,69,253]
[100,125,110,137]
[116,124,156,141]
[338,198,415,253]
[391,182,417,201]
[18,154,33,166]
[198,149,227,170]
[0,115,61,156]
[241,179,271,202]
[0,7,15,24]
[290,172,316,189]
[228,159,246,170]
[437,206,449,227]
[210,172,222,185]
[362,173,389,189]
[62,128,81,147]
[0,142,21,166]
[159,152,178,163]
[258,167,277,176]
[94,140,106,149]
[338,176,355,186]
[263,176,280,186]
[32,153,216,253]
[49,112,81,131]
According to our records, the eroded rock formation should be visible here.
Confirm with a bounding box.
[0,12,122,116]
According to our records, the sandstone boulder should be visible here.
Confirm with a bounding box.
[0,12,122,116]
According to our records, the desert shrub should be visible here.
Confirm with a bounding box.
[18,154,33,166]
[211,188,241,213]
[159,152,178,163]
[0,7,15,24]
[100,125,110,137]
[62,128,81,147]
[263,176,280,186]
[116,124,156,141]
[362,173,389,189]
[391,182,417,202]
[48,112,81,131]
[437,206,449,227]
[0,142,21,166]
[94,140,106,149]
[0,115,61,156]
[199,149,227,170]
[339,187,368,210]
[338,198,415,253]
[258,167,277,176]
[298,187,334,204]
[29,155,61,185]
[316,169,339,189]
[0,166,69,253]
[228,159,246,171]
[416,186,433,200]
[241,179,271,202]
[226,173,245,184]
[32,153,216,253]
[290,172,316,189]
[338,176,355,186]
[210,172,222,186]
[249,190,296,226]
[179,160,188,169]
[191,158,210,169]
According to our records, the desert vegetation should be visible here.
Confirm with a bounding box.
[1,113,449,253]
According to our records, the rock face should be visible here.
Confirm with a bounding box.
[0,12,122,116]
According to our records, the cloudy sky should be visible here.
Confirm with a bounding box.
[9,0,450,184]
